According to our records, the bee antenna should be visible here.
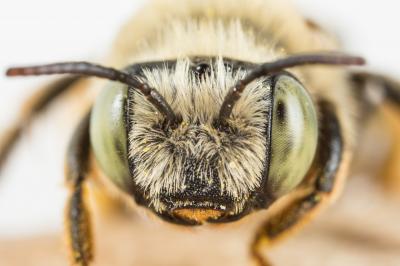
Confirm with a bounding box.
[6,62,180,127]
[218,53,365,123]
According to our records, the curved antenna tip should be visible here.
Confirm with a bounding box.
[350,56,366,65]
[5,68,20,76]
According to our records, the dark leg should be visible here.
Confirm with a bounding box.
[65,110,93,266]
[250,101,344,265]
[0,76,81,173]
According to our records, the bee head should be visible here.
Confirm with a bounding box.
[6,53,363,225]
[91,55,360,225]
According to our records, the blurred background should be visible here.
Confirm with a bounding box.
[0,0,399,253]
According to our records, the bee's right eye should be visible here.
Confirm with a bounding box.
[267,74,319,197]
[90,83,131,190]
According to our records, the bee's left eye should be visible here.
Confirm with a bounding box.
[90,83,131,189]
[267,74,319,197]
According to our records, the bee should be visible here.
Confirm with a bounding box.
[1,0,399,265]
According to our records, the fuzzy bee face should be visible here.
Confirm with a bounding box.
[91,57,318,225]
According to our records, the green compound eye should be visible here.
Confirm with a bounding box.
[90,83,130,190]
[267,75,319,197]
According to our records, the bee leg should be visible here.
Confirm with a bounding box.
[250,101,344,266]
[351,72,400,193]
[250,193,323,266]
[65,110,93,266]
[0,76,81,173]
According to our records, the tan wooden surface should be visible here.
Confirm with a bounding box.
[0,173,399,266]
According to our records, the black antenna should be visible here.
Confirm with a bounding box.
[6,62,179,126]
[218,53,365,123]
